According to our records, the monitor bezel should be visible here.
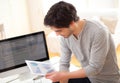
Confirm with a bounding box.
[0,31,49,73]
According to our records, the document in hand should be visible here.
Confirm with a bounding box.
[25,60,54,76]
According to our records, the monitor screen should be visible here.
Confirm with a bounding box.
[0,31,49,78]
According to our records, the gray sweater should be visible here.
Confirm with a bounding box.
[59,20,120,83]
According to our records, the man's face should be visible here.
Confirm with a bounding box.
[51,26,73,38]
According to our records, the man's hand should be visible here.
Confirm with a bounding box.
[45,68,87,82]
[45,71,68,82]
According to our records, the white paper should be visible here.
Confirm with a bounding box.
[25,60,54,76]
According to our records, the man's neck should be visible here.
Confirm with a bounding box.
[73,19,86,38]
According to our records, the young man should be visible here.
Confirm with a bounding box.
[44,1,120,83]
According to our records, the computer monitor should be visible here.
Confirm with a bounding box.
[0,31,49,78]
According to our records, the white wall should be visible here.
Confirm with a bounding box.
[0,0,31,38]
[26,0,44,32]
[26,0,51,34]
[0,0,119,38]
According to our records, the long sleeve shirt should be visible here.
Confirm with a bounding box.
[59,19,120,83]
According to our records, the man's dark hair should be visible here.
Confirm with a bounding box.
[44,1,79,28]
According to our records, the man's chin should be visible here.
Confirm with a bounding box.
[63,36,69,38]
[62,35,71,38]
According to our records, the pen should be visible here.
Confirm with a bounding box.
[33,75,44,80]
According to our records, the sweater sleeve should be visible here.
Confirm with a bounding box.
[84,28,110,76]
[59,37,72,71]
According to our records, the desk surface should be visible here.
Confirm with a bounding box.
[0,56,79,83]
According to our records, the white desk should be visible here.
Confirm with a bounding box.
[0,56,79,83]
[0,76,52,83]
